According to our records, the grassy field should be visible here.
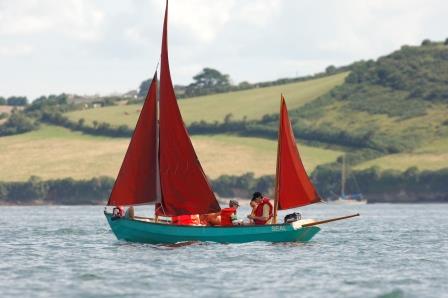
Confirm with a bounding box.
[65,72,348,126]
[356,138,448,171]
[0,125,344,181]
[301,99,448,153]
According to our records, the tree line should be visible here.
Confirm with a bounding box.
[1,166,447,205]
[0,96,28,106]
[138,65,349,99]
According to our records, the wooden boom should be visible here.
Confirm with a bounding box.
[301,213,360,227]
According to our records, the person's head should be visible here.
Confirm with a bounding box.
[250,199,258,208]
[229,199,240,208]
[252,191,263,203]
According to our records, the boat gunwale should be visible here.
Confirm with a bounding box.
[105,212,296,229]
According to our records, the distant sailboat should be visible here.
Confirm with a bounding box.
[333,154,367,205]
[103,0,359,244]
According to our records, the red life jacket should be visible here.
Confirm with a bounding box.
[254,197,273,225]
[220,207,237,226]
[172,214,199,225]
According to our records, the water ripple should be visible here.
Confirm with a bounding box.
[0,204,447,297]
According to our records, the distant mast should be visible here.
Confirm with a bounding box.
[341,154,346,198]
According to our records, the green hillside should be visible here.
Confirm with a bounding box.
[0,125,342,181]
[2,41,448,185]
[285,42,448,154]
[65,72,348,126]
[356,138,448,171]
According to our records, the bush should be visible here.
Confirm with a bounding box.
[0,112,39,136]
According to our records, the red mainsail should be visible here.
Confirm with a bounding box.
[158,1,221,216]
[107,72,159,206]
[274,96,321,211]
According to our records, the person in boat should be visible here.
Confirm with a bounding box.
[125,206,135,219]
[247,198,259,224]
[112,206,125,219]
[247,192,273,225]
[199,212,221,226]
[220,199,242,226]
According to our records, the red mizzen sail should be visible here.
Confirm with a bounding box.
[158,0,220,216]
[274,96,321,210]
[107,72,159,206]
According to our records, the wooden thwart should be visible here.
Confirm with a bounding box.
[301,213,360,227]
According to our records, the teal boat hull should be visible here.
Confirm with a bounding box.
[105,213,320,244]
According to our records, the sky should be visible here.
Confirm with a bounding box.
[0,0,447,100]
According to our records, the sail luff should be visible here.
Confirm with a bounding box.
[107,72,159,206]
[276,95,321,210]
[158,0,220,216]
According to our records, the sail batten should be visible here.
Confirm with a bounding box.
[107,72,159,206]
[274,96,321,211]
[158,0,220,216]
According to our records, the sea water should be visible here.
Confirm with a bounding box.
[0,204,447,298]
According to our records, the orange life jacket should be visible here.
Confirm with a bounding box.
[254,197,273,225]
[172,214,200,225]
[220,207,237,226]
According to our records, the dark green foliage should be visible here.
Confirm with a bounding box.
[421,39,432,46]
[26,94,70,115]
[138,78,152,98]
[325,65,337,74]
[0,112,39,136]
[211,173,274,198]
[41,111,133,137]
[0,97,6,105]
[343,43,448,103]
[185,68,231,97]
[312,166,448,202]
[0,176,114,205]
[6,96,28,106]
[1,168,447,203]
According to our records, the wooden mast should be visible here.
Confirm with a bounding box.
[272,95,284,224]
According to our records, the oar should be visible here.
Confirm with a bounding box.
[301,213,360,227]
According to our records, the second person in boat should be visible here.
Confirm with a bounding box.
[247,192,273,225]
[220,200,243,226]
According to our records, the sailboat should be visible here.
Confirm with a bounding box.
[333,154,367,205]
[104,0,359,244]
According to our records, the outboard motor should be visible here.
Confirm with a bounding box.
[284,212,302,223]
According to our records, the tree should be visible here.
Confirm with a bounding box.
[0,112,39,136]
[77,118,85,128]
[326,65,337,74]
[7,96,28,106]
[138,78,152,98]
[445,38,448,45]
[0,97,5,105]
[421,39,431,46]
[185,68,231,97]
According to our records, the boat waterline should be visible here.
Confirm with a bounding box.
[105,213,320,244]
